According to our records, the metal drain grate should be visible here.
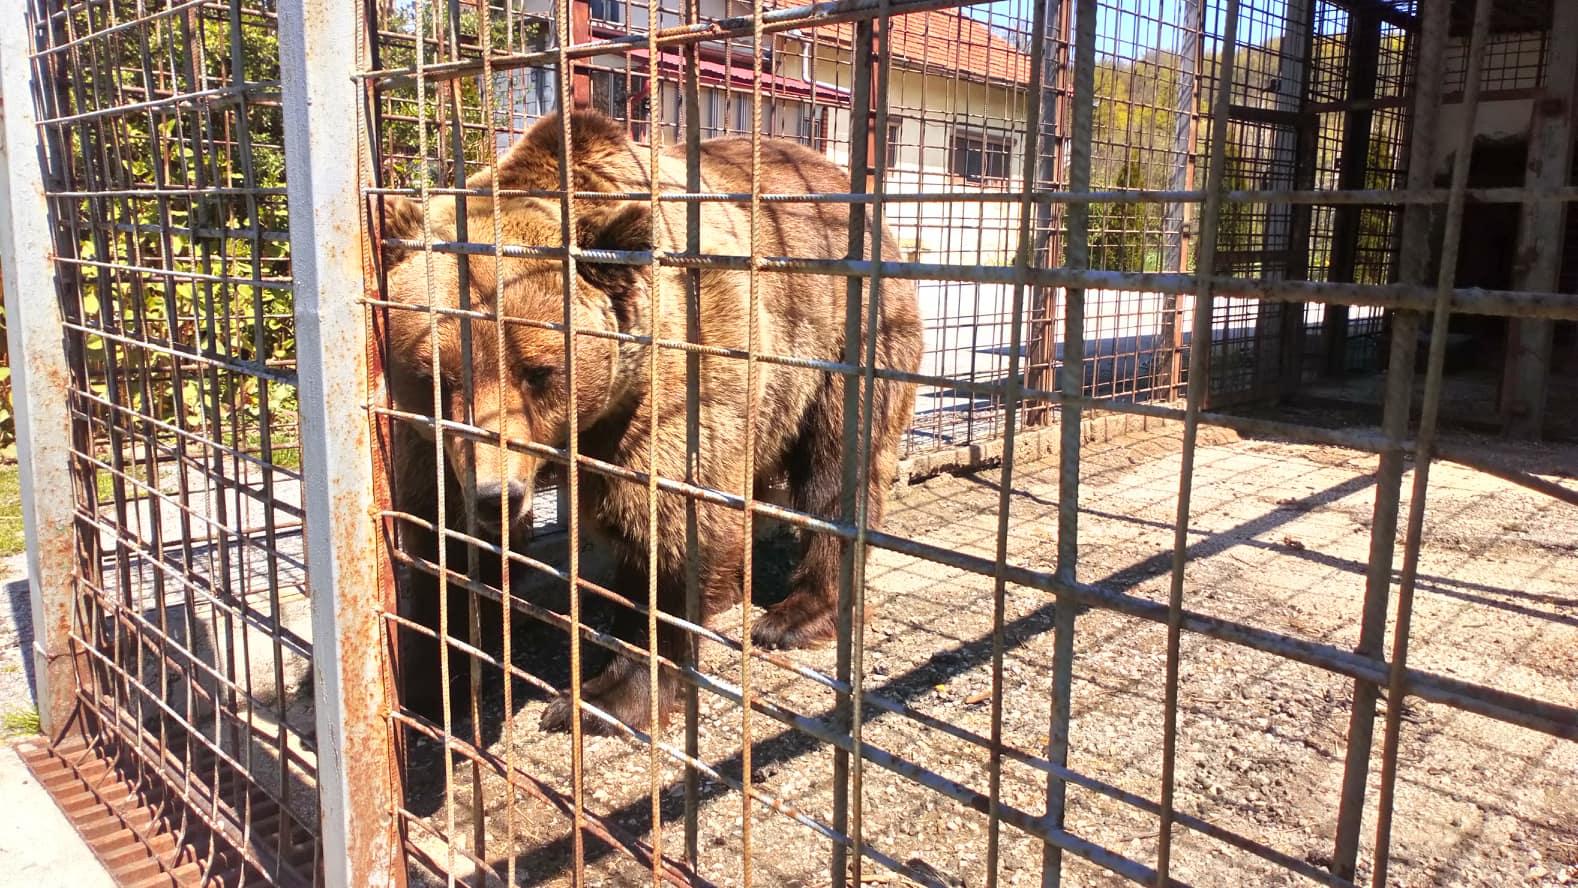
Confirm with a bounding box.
[16,734,315,887]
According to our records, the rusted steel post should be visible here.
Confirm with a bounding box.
[279,0,402,884]
[1321,8,1380,378]
[1498,0,1577,439]
[571,0,593,108]
[1256,0,1313,402]
[1159,0,1202,402]
[1024,0,1070,427]
[0,0,81,738]
[1042,0,1085,882]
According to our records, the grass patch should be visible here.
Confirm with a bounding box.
[0,463,21,557]
[1,707,40,738]
[269,446,301,470]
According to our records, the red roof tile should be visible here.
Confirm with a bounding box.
[794,7,1033,85]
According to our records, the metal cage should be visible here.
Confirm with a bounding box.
[0,0,1575,885]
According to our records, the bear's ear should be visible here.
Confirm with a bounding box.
[494,109,639,195]
[377,195,426,259]
[576,201,652,331]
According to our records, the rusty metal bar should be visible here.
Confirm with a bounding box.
[371,241,1578,320]
[1023,0,1070,427]
[433,0,488,862]
[1041,0,1089,882]
[0,0,81,737]
[471,0,522,878]
[641,0,664,881]
[368,182,1578,208]
[738,2,767,884]
[1329,0,1452,874]
[1369,0,1496,882]
[842,2,898,882]
[277,0,400,882]
[1278,0,1320,400]
[984,0,1053,882]
[1156,0,1241,880]
[681,0,704,865]
[830,11,876,886]
[552,0,591,879]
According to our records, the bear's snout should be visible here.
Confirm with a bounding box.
[472,480,530,531]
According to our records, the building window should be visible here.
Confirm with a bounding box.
[885,119,902,169]
[732,94,751,134]
[766,100,815,146]
[951,128,1011,182]
[589,0,623,23]
[701,89,723,137]
[699,88,755,137]
[589,72,647,131]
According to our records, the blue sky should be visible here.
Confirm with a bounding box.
[958,0,1312,56]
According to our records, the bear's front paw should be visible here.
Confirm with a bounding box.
[751,594,838,650]
[539,694,624,736]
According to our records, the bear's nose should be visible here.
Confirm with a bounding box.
[474,481,529,527]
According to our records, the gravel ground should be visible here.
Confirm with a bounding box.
[1,422,1570,888]
[404,421,1578,888]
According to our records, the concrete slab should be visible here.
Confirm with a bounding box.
[0,742,114,888]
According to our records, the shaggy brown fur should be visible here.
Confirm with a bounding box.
[380,110,923,734]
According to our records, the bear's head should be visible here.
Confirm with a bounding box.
[379,110,653,535]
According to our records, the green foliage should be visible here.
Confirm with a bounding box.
[0,462,21,556]
[0,299,13,461]
[1083,34,1409,280]
[1091,150,1166,272]
[1,707,41,739]
[1087,51,1191,273]
[47,1,297,450]
[376,2,549,190]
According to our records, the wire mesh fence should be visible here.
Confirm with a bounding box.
[2,0,1577,885]
[6,0,320,880]
[350,0,1578,884]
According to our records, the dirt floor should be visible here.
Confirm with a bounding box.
[404,419,1578,888]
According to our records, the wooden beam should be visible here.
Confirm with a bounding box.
[1325,0,1416,31]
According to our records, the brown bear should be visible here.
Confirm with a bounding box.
[378,109,922,734]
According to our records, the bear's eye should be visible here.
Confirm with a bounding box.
[517,364,557,391]
[406,366,456,392]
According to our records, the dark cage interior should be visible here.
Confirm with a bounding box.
[0,0,1574,885]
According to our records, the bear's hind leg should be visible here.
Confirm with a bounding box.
[753,379,849,650]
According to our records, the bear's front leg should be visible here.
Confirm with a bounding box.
[540,566,685,735]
